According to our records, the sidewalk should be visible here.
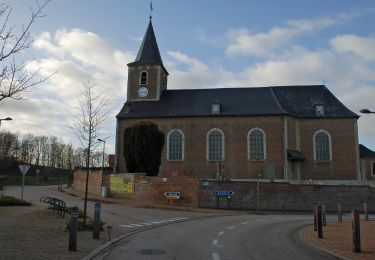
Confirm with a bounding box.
[0,205,106,260]
[304,220,375,259]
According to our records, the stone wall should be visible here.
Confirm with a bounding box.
[200,180,375,212]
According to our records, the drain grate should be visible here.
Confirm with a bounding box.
[137,249,167,255]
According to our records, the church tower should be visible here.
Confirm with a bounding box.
[127,20,168,101]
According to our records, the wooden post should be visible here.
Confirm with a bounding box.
[313,206,317,231]
[317,204,323,239]
[69,207,78,251]
[322,204,327,226]
[338,203,342,223]
[352,209,361,253]
[93,203,101,239]
[364,203,369,221]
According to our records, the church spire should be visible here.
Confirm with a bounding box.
[128,20,164,66]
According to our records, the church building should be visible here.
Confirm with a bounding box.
[115,20,360,181]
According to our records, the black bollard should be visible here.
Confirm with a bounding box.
[364,203,368,221]
[313,206,317,231]
[69,207,78,251]
[317,205,323,239]
[338,203,342,223]
[93,203,101,239]
[322,204,327,226]
[352,209,361,253]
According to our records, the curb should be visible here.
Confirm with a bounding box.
[294,225,351,260]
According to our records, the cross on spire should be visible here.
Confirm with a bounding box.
[149,0,153,20]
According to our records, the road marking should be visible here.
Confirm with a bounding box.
[241,221,249,224]
[226,226,235,230]
[218,231,224,236]
[272,217,281,220]
[121,217,188,228]
[255,219,264,222]
[212,239,218,246]
[212,252,221,260]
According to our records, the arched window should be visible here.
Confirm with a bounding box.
[314,130,332,161]
[248,128,266,160]
[167,129,184,161]
[140,71,148,85]
[207,128,224,161]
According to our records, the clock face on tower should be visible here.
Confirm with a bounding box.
[138,87,149,98]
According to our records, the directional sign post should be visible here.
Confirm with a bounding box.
[18,165,30,200]
[214,191,235,209]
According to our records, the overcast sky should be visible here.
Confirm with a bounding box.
[2,0,375,153]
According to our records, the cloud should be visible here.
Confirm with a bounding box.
[330,35,375,61]
[225,15,347,57]
[2,28,135,150]
[166,51,242,89]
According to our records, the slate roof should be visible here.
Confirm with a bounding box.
[359,144,375,158]
[128,21,164,67]
[117,85,358,119]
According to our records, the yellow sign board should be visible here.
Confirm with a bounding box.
[110,176,134,193]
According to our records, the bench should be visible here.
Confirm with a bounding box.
[40,196,66,217]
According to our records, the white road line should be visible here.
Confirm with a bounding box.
[241,221,249,224]
[120,224,136,228]
[255,219,264,222]
[218,231,224,236]
[121,217,188,228]
[212,252,221,260]
[212,239,218,246]
[226,226,235,230]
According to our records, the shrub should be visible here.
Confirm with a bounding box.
[123,121,164,176]
[0,195,31,206]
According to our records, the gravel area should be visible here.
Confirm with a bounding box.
[0,205,106,260]
[304,220,375,259]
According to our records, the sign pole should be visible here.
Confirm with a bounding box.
[18,165,30,200]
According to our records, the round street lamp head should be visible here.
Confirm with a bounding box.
[4,117,12,121]
[360,109,371,114]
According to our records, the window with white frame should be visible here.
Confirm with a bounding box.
[207,129,224,161]
[314,130,332,161]
[248,128,265,160]
[140,71,148,85]
[167,130,184,161]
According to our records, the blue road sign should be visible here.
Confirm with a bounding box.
[164,192,181,199]
[214,190,235,196]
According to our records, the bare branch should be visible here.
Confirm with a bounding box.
[0,0,52,104]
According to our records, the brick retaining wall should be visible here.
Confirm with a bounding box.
[109,174,200,207]
[200,180,375,212]
[72,168,111,196]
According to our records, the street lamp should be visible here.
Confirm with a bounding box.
[0,117,12,127]
[97,138,106,197]
[360,109,375,114]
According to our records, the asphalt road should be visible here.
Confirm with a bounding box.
[99,214,335,260]
[4,186,335,259]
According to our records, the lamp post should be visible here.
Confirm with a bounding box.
[0,117,12,128]
[360,109,375,114]
[97,138,106,197]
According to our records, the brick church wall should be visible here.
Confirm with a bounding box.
[116,116,358,180]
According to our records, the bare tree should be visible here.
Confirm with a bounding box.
[71,80,111,227]
[0,0,51,104]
